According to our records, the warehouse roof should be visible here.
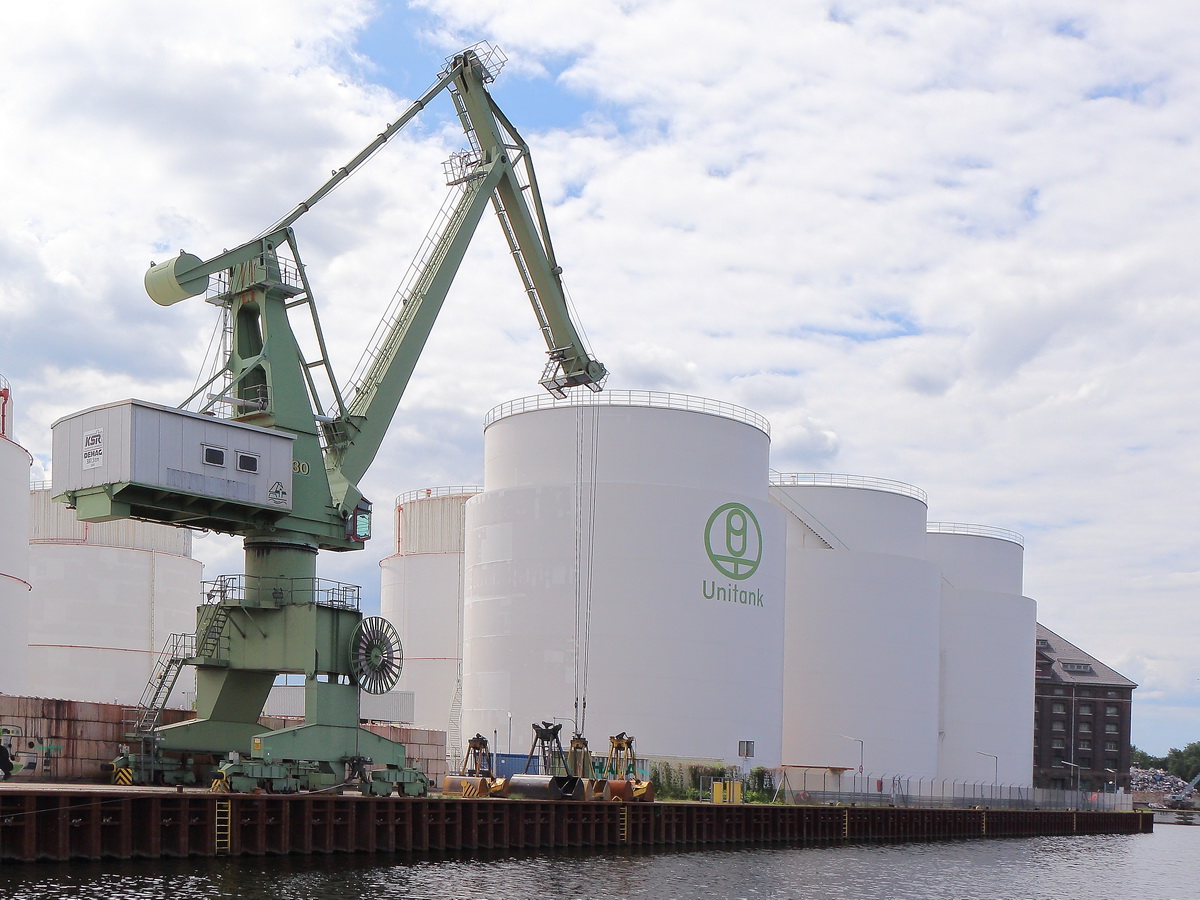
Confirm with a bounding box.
[1035,623,1137,689]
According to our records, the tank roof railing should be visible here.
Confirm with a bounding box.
[484,390,770,436]
[30,479,51,491]
[395,485,483,506]
[769,471,928,504]
[927,521,1024,547]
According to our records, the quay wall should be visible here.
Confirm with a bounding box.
[0,790,1153,863]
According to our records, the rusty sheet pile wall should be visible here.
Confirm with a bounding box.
[0,792,1152,863]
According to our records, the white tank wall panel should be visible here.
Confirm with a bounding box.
[29,488,192,556]
[773,481,928,557]
[780,515,942,778]
[381,551,464,732]
[465,398,784,766]
[483,404,769,497]
[394,490,478,555]
[0,423,32,695]
[25,543,200,705]
[926,528,1023,596]
[266,685,416,722]
[930,531,1035,786]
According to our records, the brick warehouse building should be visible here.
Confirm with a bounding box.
[1033,624,1136,791]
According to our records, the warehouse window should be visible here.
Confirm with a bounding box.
[1105,742,1118,752]
[1053,687,1066,696]
[1052,721,1065,732]
[1106,690,1119,698]
[1079,704,1092,715]
[236,452,259,473]
[1106,705,1119,716]
[1062,662,1094,673]
[1079,740,1092,750]
[1079,722,1092,733]
[1079,757,1092,769]
[1052,703,1066,714]
[1105,724,1118,734]
[1051,738,1065,749]
[203,445,226,467]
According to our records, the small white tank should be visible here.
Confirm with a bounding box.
[380,486,480,741]
[0,375,32,695]
[928,524,1035,786]
[463,392,785,766]
[774,474,941,779]
[25,488,201,705]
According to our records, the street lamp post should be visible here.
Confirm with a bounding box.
[840,734,865,790]
[976,751,999,784]
[1063,761,1082,795]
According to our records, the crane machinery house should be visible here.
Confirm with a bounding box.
[52,399,296,526]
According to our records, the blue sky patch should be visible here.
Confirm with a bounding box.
[1054,19,1087,39]
[1086,81,1159,104]
[786,310,923,343]
[351,2,597,133]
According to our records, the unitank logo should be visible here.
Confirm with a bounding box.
[704,502,762,580]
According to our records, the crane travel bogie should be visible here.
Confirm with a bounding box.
[51,42,607,793]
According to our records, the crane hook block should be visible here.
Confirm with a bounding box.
[145,252,209,306]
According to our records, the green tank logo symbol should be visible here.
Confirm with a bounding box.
[704,502,762,580]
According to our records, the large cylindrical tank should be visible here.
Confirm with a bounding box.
[380,486,480,743]
[773,474,941,779]
[25,488,202,705]
[927,524,1035,786]
[0,374,32,695]
[463,392,785,766]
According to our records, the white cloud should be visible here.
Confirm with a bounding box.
[4,1,1200,752]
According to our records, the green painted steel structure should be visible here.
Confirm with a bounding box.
[54,43,606,790]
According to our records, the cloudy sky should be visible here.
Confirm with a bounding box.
[2,1,1197,755]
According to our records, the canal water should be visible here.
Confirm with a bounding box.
[2,825,1196,899]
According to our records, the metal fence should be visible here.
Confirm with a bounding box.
[771,769,1133,811]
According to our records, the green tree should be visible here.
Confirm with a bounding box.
[1162,741,1200,782]
[1131,745,1167,769]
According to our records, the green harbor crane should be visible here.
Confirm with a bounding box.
[52,43,605,793]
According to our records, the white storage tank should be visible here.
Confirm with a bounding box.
[0,375,32,695]
[463,392,785,766]
[773,474,941,779]
[928,523,1035,786]
[25,487,202,706]
[380,486,480,746]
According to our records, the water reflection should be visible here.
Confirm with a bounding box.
[3,830,1198,900]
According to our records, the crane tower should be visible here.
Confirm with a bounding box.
[51,44,606,792]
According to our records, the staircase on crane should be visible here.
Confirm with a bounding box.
[126,601,231,739]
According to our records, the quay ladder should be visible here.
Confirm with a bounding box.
[214,799,232,855]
